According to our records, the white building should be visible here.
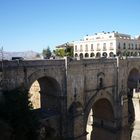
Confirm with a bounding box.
[74,31,140,58]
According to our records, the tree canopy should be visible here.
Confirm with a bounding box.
[0,86,39,140]
[42,46,52,59]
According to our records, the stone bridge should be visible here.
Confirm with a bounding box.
[0,57,140,140]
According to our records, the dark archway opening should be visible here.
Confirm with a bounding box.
[80,53,83,59]
[86,99,115,140]
[29,76,61,139]
[96,52,101,58]
[127,69,140,125]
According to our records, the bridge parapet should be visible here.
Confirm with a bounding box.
[0,59,65,69]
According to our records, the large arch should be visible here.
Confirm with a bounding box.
[84,90,116,140]
[28,70,62,138]
[127,68,140,125]
[127,68,140,90]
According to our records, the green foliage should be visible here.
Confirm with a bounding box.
[0,86,39,140]
[42,46,52,59]
[65,47,73,57]
[54,48,65,57]
[54,47,73,58]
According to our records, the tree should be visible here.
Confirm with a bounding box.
[54,48,65,57]
[65,47,73,57]
[42,46,52,59]
[0,86,39,140]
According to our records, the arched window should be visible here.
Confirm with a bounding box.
[80,53,83,59]
[109,52,114,57]
[102,52,107,57]
[90,53,95,57]
[85,53,89,58]
[75,53,78,57]
[96,52,101,58]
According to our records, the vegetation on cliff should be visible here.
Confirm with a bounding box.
[0,86,39,140]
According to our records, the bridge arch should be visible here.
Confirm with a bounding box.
[84,90,116,140]
[127,68,140,125]
[127,68,140,90]
[84,90,114,122]
[27,69,62,138]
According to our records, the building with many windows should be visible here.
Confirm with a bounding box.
[74,31,140,59]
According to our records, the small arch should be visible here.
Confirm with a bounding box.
[90,53,95,57]
[85,53,89,58]
[96,52,101,58]
[102,52,107,57]
[79,53,83,59]
[109,52,114,57]
[75,53,78,57]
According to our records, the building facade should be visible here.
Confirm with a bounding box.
[74,31,140,58]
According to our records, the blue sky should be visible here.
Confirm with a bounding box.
[0,0,140,53]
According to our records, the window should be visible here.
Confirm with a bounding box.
[135,44,137,49]
[90,53,95,57]
[91,44,94,51]
[97,43,100,51]
[123,43,126,49]
[103,43,106,51]
[80,45,83,52]
[85,44,88,51]
[75,45,77,52]
[128,43,130,49]
[110,42,113,50]
[132,43,134,49]
[118,42,121,49]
